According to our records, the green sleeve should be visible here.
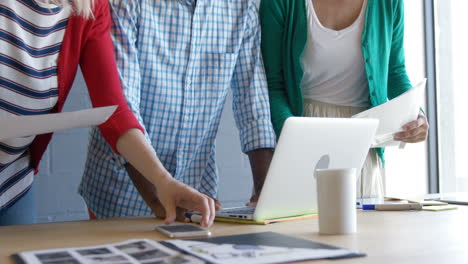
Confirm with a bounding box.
[260,0,294,136]
[387,0,412,99]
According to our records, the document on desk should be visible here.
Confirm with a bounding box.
[352,79,427,148]
[0,106,117,141]
[167,232,366,264]
[12,238,204,264]
[12,232,366,264]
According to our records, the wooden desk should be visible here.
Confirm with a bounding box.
[1,207,467,264]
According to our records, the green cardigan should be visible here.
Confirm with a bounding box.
[260,0,412,165]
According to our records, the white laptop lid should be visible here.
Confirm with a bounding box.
[253,117,379,221]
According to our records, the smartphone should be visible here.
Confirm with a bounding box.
[154,224,211,238]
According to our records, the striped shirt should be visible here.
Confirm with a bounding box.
[79,0,276,218]
[0,0,70,212]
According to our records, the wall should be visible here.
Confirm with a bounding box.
[34,73,91,223]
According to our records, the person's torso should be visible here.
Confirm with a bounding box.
[0,0,70,209]
[262,0,406,120]
[300,0,370,107]
[134,0,252,179]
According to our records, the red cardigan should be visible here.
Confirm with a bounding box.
[29,0,143,173]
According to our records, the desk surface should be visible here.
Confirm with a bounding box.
[1,207,467,264]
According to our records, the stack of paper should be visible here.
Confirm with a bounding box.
[0,106,117,141]
[352,79,427,148]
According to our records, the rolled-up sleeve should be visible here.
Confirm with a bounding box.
[79,0,144,153]
[231,1,276,153]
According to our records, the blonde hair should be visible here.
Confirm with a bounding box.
[45,0,96,18]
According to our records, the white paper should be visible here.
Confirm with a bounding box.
[16,239,203,264]
[167,240,354,264]
[0,106,117,141]
[352,79,427,148]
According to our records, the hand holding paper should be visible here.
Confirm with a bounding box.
[352,79,427,148]
[393,113,429,143]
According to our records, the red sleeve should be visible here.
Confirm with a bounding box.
[78,0,144,154]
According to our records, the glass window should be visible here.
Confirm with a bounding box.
[434,0,468,192]
[385,0,429,197]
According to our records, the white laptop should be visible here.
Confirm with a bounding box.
[216,117,379,222]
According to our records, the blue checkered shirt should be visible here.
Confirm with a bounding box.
[78,0,276,218]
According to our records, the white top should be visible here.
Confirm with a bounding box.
[0,0,70,211]
[301,0,370,107]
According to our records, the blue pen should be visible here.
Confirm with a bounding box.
[185,212,203,223]
[362,203,422,211]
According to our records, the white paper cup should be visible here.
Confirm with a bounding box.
[316,168,357,235]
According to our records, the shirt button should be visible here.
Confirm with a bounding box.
[184,116,191,121]
[368,76,374,81]
[365,58,369,63]
[362,41,368,46]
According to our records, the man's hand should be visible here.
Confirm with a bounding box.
[247,148,274,205]
[125,164,216,227]
[393,114,429,143]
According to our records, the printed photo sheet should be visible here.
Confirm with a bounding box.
[14,239,203,264]
[167,239,356,264]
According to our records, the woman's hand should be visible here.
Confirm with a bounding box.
[393,114,429,143]
[117,130,217,227]
[156,176,216,227]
